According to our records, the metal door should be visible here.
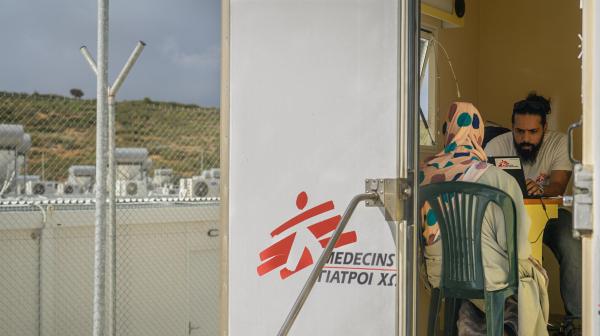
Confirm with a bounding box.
[221,0,420,335]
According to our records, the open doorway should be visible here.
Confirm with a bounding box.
[418,0,582,334]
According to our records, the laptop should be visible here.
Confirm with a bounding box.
[487,156,542,199]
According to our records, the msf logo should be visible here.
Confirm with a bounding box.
[257,191,358,280]
[497,160,510,168]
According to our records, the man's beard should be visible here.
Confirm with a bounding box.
[514,134,544,164]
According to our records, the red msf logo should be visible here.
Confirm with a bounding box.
[535,174,548,185]
[257,191,358,280]
[498,160,510,168]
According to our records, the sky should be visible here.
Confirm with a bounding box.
[0,0,221,107]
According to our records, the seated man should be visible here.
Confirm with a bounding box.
[485,92,581,319]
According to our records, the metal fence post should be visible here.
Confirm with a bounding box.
[82,38,145,336]
[92,0,109,334]
[107,95,116,336]
[107,41,145,336]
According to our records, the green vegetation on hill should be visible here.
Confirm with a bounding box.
[0,91,220,181]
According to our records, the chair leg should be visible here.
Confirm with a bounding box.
[428,288,442,336]
[443,297,460,336]
[484,293,505,336]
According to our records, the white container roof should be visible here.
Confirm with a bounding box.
[0,124,25,148]
[68,165,96,177]
[115,148,149,164]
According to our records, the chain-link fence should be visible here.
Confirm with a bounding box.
[0,91,221,336]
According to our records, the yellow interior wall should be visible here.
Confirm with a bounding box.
[477,0,582,159]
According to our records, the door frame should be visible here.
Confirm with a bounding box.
[581,0,600,334]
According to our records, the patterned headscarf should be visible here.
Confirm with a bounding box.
[420,102,491,245]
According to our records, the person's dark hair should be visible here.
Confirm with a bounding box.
[512,92,551,126]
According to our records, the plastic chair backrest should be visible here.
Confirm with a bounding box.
[419,181,518,298]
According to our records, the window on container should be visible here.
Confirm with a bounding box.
[419,32,437,147]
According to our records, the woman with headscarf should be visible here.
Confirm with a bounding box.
[420,102,549,336]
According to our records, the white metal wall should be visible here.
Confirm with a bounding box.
[0,202,220,336]
[227,0,400,334]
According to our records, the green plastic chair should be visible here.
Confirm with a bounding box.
[419,181,518,336]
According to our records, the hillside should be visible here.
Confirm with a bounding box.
[0,92,220,181]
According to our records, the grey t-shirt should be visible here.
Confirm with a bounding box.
[484,130,572,186]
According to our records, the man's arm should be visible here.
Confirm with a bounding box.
[526,170,572,196]
[543,170,572,196]
[542,133,573,196]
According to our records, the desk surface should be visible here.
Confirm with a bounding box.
[524,197,563,206]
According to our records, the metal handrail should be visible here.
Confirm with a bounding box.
[568,118,583,165]
[277,192,379,336]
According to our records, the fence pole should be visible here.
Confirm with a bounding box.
[82,37,144,336]
[92,0,109,334]
[13,149,17,196]
[107,40,145,336]
[107,95,116,336]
